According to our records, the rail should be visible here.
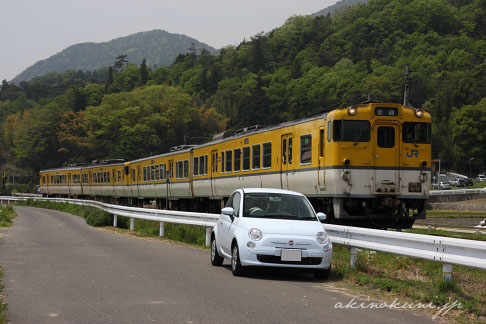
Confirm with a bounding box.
[2,196,485,281]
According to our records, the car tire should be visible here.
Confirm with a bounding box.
[314,267,331,280]
[211,236,224,266]
[231,243,245,277]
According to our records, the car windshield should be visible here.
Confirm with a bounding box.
[243,193,317,220]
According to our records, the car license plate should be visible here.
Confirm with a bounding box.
[281,249,301,262]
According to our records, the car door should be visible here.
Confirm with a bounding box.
[218,191,241,256]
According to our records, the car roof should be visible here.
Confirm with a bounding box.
[240,188,305,197]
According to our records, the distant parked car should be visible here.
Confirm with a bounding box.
[449,178,460,186]
[464,178,473,186]
[477,175,486,182]
[432,182,451,190]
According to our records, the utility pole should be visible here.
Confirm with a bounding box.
[403,65,411,106]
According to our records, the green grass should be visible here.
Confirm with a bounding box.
[426,209,486,219]
[330,245,486,323]
[0,205,14,324]
[407,228,486,241]
[0,205,16,228]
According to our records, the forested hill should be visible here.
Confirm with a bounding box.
[312,0,368,16]
[11,30,217,83]
[1,0,486,183]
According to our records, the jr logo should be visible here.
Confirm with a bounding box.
[406,150,419,158]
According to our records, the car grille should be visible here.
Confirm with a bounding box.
[257,255,322,265]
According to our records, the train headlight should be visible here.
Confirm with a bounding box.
[415,109,424,118]
[348,106,358,116]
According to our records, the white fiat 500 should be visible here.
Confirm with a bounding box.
[211,188,332,279]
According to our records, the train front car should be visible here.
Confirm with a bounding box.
[325,103,431,228]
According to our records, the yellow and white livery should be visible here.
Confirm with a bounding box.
[40,102,431,228]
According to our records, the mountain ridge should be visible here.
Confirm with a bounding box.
[11,29,218,83]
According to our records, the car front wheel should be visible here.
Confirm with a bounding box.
[211,236,224,266]
[231,243,245,276]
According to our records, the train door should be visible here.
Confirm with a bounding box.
[210,150,218,197]
[318,126,326,191]
[280,134,293,190]
[372,122,400,193]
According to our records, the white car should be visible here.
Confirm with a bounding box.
[210,188,332,279]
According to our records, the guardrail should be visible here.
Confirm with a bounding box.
[430,188,483,195]
[1,196,219,246]
[2,196,486,282]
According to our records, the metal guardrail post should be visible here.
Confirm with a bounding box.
[443,263,452,282]
[205,227,211,247]
[350,247,358,269]
[159,222,164,238]
[113,215,117,228]
[130,217,134,231]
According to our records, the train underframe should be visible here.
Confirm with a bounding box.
[309,196,426,229]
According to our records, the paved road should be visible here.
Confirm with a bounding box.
[0,206,440,324]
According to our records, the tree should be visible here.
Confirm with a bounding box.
[139,59,149,85]
[113,54,128,72]
[1,80,8,91]
[105,67,114,93]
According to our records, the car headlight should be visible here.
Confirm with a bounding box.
[248,228,263,241]
[317,231,328,244]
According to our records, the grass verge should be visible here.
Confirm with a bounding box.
[426,210,486,219]
[0,205,16,227]
[328,228,486,324]
[0,205,16,324]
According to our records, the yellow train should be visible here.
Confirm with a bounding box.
[39,102,431,228]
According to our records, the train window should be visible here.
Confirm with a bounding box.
[226,150,232,172]
[300,135,312,165]
[263,142,272,168]
[243,147,250,171]
[402,122,431,144]
[155,165,160,180]
[234,149,241,172]
[143,167,147,181]
[160,164,165,179]
[118,171,121,183]
[175,161,180,179]
[184,160,189,178]
[151,166,155,181]
[199,155,207,175]
[377,126,395,148]
[288,138,293,164]
[132,169,136,182]
[252,144,261,170]
[194,157,199,176]
[221,152,225,173]
[205,155,208,174]
[107,172,110,183]
[327,121,332,142]
[333,120,370,142]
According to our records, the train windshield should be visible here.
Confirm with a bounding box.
[402,122,431,144]
[333,120,370,142]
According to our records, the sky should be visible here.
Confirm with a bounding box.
[0,0,338,82]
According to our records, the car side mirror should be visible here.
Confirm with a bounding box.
[316,212,327,223]
[222,207,234,217]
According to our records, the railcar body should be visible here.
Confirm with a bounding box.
[40,102,431,228]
